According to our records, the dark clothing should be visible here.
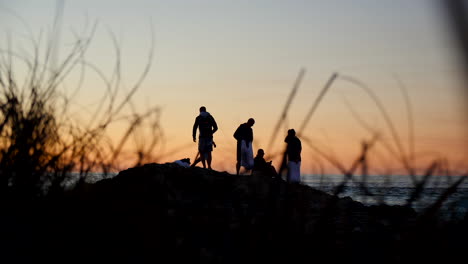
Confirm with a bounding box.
[285,135,302,162]
[254,156,268,169]
[193,112,218,139]
[234,123,253,161]
[236,141,242,162]
[198,137,213,153]
[253,155,270,172]
[233,123,253,142]
[253,155,277,176]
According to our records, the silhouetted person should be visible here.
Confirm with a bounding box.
[285,129,302,182]
[253,149,277,177]
[193,106,218,169]
[233,118,255,175]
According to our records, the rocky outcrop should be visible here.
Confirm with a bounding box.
[2,163,466,263]
[74,163,423,262]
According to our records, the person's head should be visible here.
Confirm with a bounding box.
[181,158,191,164]
[247,118,255,127]
[257,148,264,157]
[199,106,206,113]
[288,129,296,137]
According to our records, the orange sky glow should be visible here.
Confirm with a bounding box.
[1,0,467,176]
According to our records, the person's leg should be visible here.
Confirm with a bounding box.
[199,138,207,168]
[191,152,200,168]
[197,139,204,168]
[206,138,213,169]
[236,141,241,175]
[200,152,207,168]
[207,152,212,169]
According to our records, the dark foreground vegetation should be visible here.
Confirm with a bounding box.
[1,163,467,263]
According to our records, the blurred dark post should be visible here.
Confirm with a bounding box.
[442,0,468,97]
[441,0,468,155]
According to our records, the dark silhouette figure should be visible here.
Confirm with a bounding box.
[253,149,277,177]
[192,106,218,169]
[284,129,302,182]
[233,118,255,175]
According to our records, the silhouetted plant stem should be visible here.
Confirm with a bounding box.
[267,68,305,153]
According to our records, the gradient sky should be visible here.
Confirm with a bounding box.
[1,0,467,175]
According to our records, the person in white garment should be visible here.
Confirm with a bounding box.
[233,118,255,175]
[284,129,302,183]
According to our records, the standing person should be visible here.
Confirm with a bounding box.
[192,106,218,169]
[233,118,255,175]
[284,129,302,183]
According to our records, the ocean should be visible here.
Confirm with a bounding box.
[302,174,468,217]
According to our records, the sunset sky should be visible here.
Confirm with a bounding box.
[1,0,467,175]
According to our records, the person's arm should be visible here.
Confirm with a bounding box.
[298,139,302,160]
[211,116,218,134]
[233,125,240,140]
[192,117,198,142]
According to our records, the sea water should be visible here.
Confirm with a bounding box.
[302,174,468,217]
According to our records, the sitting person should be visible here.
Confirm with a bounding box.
[253,149,277,177]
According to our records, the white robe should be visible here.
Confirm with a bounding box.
[287,161,301,182]
[240,140,254,170]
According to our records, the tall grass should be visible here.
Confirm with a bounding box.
[267,69,467,218]
[0,11,161,198]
